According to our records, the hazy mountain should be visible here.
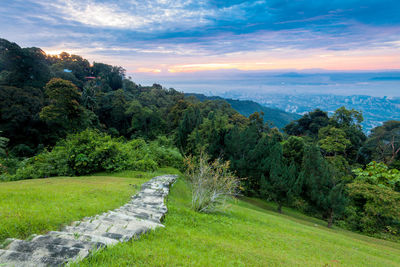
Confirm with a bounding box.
[220,92,400,132]
[187,93,301,129]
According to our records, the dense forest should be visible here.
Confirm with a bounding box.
[1,38,400,241]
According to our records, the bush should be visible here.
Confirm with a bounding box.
[15,147,70,179]
[149,140,183,170]
[345,182,400,237]
[10,129,183,180]
[352,161,400,192]
[185,154,239,213]
[0,157,21,175]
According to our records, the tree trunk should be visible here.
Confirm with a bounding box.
[277,203,282,214]
[327,209,334,228]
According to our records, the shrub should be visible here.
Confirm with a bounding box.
[185,153,239,213]
[149,140,183,170]
[345,182,400,236]
[15,146,71,179]
[352,161,400,192]
[10,144,35,157]
[0,157,21,175]
[10,129,183,180]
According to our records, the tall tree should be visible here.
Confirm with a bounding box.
[260,143,297,213]
[364,120,400,165]
[284,109,329,138]
[177,106,202,152]
[298,145,347,227]
[0,85,47,152]
[39,78,86,133]
[81,81,98,111]
[0,39,50,88]
[330,107,366,164]
[282,136,305,167]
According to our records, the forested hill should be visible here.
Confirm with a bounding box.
[2,38,400,241]
[187,93,300,129]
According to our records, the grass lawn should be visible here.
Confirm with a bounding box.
[0,167,179,243]
[74,178,400,267]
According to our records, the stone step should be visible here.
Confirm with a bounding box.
[4,239,88,262]
[91,210,163,224]
[73,212,162,228]
[132,195,166,205]
[132,193,167,201]
[116,207,162,219]
[0,249,66,267]
[31,234,105,251]
[64,217,160,239]
[63,225,145,242]
[123,203,165,216]
[0,175,178,266]
[141,182,170,190]
[47,231,119,246]
[115,206,166,223]
[140,188,168,195]
[114,206,164,222]
[123,202,168,214]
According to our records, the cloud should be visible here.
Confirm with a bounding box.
[43,0,213,31]
[136,67,162,73]
[1,0,400,74]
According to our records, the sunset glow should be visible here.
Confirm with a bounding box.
[2,0,400,76]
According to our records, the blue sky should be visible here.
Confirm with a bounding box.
[1,1,400,82]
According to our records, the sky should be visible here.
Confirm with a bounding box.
[1,0,400,94]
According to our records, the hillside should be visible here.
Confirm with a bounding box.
[75,178,400,266]
[187,93,300,129]
[1,171,400,266]
[0,168,177,243]
[221,92,400,132]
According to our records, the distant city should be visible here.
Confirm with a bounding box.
[220,92,400,133]
[132,70,400,132]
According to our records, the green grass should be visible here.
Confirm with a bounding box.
[0,167,178,243]
[74,178,400,267]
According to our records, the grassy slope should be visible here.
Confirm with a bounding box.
[76,178,400,267]
[0,168,178,243]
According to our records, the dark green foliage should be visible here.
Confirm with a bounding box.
[345,182,400,236]
[282,136,305,167]
[0,131,8,157]
[284,109,329,137]
[298,145,347,227]
[127,100,164,139]
[224,120,266,194]
[352,161,400,192]
[0,85,46,152]
[49,52,91,88]
[40,78,85,130]
[92,62,125,91]
[330,107,366,164]
[364,120,400,165]
[260,143,297,213]
[8,130,182,181]
[186,93,301,129]
[81,81,98,111]
[0,39,51,88]
[177,106,202,152]
[318,126,350,157]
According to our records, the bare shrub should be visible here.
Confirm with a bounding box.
[185,153,239,212]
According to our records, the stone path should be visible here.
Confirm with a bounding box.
[0,175,178,267]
